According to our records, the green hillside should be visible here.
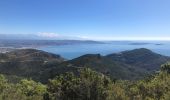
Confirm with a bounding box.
[67,48,170,80]
[106,48,169,71]
[1,64,170,100]
[0,49,65,82]
[0,48,169,83]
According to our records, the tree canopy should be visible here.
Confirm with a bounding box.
[1,64,170,100]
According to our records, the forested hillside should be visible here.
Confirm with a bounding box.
[1,64,170,100]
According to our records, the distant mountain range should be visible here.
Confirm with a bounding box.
[0,34,103,48]
[0,33,86,40]
[0,48,169,83]
[0,39,102,48]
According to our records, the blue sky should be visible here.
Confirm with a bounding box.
[0,0,170,40]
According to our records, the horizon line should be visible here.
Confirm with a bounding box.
[1,33,170,41]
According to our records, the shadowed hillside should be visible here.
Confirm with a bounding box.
[0,49,65,82]
[67,48,170,80]
[106,48,170,71]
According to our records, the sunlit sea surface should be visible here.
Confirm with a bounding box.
[38,41,170,59]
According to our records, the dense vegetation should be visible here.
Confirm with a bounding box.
[1,63,170,100]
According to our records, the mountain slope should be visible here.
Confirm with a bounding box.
[106,48,170,71]
[67,54,145,80]
[0,49,65,82]
[66,48,170,80]
[6,49,65,62]
[0,48,169,83]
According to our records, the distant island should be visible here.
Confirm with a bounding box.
[129,42,151,45]
[155,43,164,45]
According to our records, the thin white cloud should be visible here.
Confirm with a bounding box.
[37,32,60,38]
[37,32,86,40]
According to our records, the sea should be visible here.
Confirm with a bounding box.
[38,41,170,59]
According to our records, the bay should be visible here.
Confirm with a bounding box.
[38,41,170,59]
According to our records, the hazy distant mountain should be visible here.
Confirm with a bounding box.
[0,33,85,40]
[0,39,102,48]
[0,48,169,83]
[0,34,40,40]
[0,34,103,48]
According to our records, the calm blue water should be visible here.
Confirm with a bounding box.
[38,41,170,59]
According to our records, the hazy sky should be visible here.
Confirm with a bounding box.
[0,0,170,40]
